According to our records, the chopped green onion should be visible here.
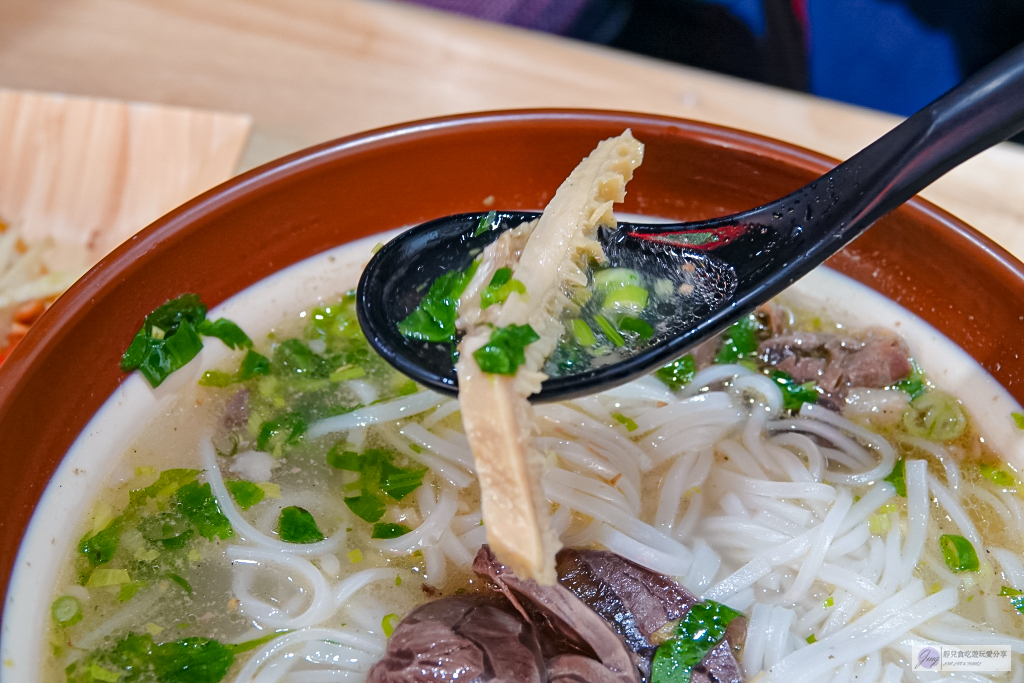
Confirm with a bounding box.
[979,462,1016,487]
[619,316,653,339]
[382,613,401,638]
[51,595,83,626]
[771,371,818,412]
[480,267,527,309]
[226,480,265,510]
[612,413,638,432]
[87,568,132,588]
[805,634,817,644]
[714,314,761,364]
[593,314,624,347]
[1013,412,1024,430]
[999,586,1024,614]
[196,318,252,349]
[600,284,649,317]
[571,319,597,347]
[940,534,979,573]
[868,513,891,535]
[594,267,643,291]
[902,391,967,441]
[397,261,479,343]
[655,355,696,392]
[329,364,366,382]
[822,596,834,608]
[168,573,193,594]
[472,324,539,375]
[885,459,907,497]
[256,413,307,452]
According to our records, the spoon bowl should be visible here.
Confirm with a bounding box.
[359,44,1024,402]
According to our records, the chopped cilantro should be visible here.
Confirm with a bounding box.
[335,447,427,523]
[473,323,540,375]
[655,355,696,392]
[168,573,193,594]
[120,294,253,388]
[278,506,324,544]
[1000,586,1024,614]
[940,534,979,573]
[372,523,412,539]
[175,481,233,541]
[885,459,907,497]
[225,480,265,510]
[474,210,497,237]
[480,267,526,309]
[771,370,818,411]
[65,633,235,683]
[713,314,761,364]
[79,518,123,567]
[612,413,638,432]
[397,260,479,343]
[256,412,307,452]
[651,600,743,683]
[380,460,428,501]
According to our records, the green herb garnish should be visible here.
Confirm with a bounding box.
[51,595,83,626]
[473,323,540,375]
[372,523,412,539]
[771,370,818,412]
[65,632,236,683]
[1000,586,1024,614]
[570,319,597,347]
[980,462,1016,487]
[656,355,696,392]
[885,459,907,497]
[1013,412,1024,430]
[474,210,497,237]
[713,314,761,364]
[903,391,967,441]
[120,294,253,387]
[480,267,526,309]
[256,412,307,452]
[344,494,387,524]
[940,534,979,573]
[619,316,654,339]
[593,314,624,347]
[651,600,743,683]
[397,260,479,343]
[278,506,324,544]
[175,481,233,541]
[225,480,266,510]
[612,413,638,432]
[333,446,428,523]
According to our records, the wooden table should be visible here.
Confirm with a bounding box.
[2,0,1022,259]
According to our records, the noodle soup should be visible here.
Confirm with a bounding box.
[6,232,1024,683]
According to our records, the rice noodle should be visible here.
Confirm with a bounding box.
[306,391,444,438]
[233,627,383,683]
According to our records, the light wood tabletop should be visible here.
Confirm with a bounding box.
[2,0,1022,260]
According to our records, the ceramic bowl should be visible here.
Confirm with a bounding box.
[3,109,1024,616]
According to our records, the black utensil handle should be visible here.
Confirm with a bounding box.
[833,41,1024,241]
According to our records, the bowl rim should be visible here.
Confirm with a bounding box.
[3,107,1024,612]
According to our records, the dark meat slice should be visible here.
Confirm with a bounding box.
[549,655,630,683]
[474,546,640,683]
[759,328,912,398]
[838,330,913,388]
[690,639,744,683]
[556,548,698,653]
[367,594,545,683]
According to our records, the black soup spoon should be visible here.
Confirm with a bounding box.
[358,43,1024,403]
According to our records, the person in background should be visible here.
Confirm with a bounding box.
[403,0,1024,121]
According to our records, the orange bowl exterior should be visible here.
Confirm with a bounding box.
[2,109,1023,608]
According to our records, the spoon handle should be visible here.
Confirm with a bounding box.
[823,41,1024,244]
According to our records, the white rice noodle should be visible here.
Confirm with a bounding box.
[544,467,637,515]
[306,391,444,438]
[72,589,161,651]
[228,546,334,629]
[928,473,981,546]
[333,569,405,608]
[232,627,383,683]
[654,449,712,531]
[917,612,1024,652]
[900,435,963,492]
[541,478,692,561]
[422,545,447,587]
[420,399,460,428]
[784,487,852,601]
[535,436,620,481]
[731,372,785,417]
[591,522,691,577]
[765,582,958,683]
[880,662,904,683]
[398,423,475,470]
[837,481,897,535]
[682,538,720,594]
[763,606,796,670]
[990,547,1024,591]
[538,403,654,472]
[713,469,837,502]
[374,426,474,489]
[892,459,929,588]
[201,440,346,555]
[374,482,457,554]
[598,375,678,403]
[743,602,774,677]
[680,364,755,397]
[345,380,379,407]
[769,432,825,483]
